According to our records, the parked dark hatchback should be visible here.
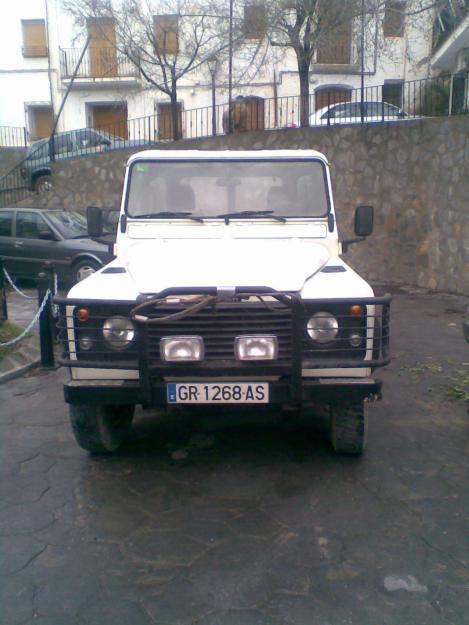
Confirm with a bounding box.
[0,208,113,284]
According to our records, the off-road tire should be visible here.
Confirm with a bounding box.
[329,401,367,455]
[34,175,53,194]
[72,258,100,284]
[69,404,134,453]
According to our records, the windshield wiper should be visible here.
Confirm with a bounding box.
[133,211,203,223]
[216,210,286,223]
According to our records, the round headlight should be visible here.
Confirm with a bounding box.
[102,316,135,350]
[307,312,339,344]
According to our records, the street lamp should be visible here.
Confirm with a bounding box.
[207,56,218,136]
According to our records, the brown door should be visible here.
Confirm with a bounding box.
[314,88,351,111]
[30,106,54,140]
[233,98,265,132]
[157,102,182,140]
[87,18,117,78]
[92,103,128,139]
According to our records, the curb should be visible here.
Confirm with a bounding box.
[0,336,41,384]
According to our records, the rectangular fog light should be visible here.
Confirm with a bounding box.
[160,336,204,362]
[235,335,278,361]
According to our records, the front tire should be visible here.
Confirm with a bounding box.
[72,259,100,284]
[34,175,52,193]
[329,401,367,455]
[69,404,134,453]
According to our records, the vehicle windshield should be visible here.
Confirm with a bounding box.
[126,159,329,218]
[45,211,88,239]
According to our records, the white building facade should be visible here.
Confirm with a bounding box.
[0,0,437,144]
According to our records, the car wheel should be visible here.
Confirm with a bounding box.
[72,259,100,284]
[34,175,53,193]
[329,401,367,455]
[69,404,134,453]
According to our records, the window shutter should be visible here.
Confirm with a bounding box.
[383,1,406,37]
[154,15,179,55]
[22,20,48,57]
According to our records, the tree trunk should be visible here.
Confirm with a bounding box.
[170,85,180,141]
[298,60,310,128]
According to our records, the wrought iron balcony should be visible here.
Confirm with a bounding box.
[59,47,139,81]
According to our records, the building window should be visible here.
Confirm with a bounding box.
[243,5,266,40]
[316,1,352,65]
[87,18,118,78]
[27,105,53,141]
[383,1,406,38]
[154,15,179,55]
[382,80,404,108]
[22,20,48,57]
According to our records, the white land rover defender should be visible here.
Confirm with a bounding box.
[57,150,390,455]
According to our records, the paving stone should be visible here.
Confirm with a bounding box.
[0,573,35,625]
[79,597,154,625]
[125,530,208,566]
[34,573,99,618]
[194,609,285,625]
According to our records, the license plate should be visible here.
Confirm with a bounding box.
[167,382,269,404]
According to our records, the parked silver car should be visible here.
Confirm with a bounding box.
[310,101,409,126]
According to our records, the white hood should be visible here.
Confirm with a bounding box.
[125,238,331,294]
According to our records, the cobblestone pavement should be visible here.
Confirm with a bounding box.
[1,289,468,625]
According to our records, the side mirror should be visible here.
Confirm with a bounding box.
[87,206,103,238]
[354,205,374,237]
[39,231,57,241]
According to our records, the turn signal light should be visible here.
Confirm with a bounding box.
[77,308,90,323]
[350,305,363,317]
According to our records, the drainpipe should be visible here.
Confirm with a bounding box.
[49,36,91,161]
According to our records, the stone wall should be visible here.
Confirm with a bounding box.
[0,147,26,178]
[17,117,469,295]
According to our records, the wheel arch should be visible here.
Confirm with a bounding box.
[71,253,105,270]
[31,167,52,183]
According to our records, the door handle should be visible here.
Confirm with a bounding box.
[14,241,23,247]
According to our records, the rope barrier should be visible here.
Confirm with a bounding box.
[3,268,35,299]
[0,288,51,348]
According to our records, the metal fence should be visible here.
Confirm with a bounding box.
[0,72,467,208]
[0,126,28,148]
[60,47,139,80]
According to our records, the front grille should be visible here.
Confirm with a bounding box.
[140,300,294,369]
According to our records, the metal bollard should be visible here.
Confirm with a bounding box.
[0,258,7,322]
[37,269,55,369]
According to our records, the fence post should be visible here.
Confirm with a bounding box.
[23,127,28,148]
[37,267,55,369]
[0,258,7,322]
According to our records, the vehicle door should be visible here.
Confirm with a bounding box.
[51,132,75,162]
[0,210,17,277]
[319,103,344,126]
[12,211,62,279]
[74,129,109,156]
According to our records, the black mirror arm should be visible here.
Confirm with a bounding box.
[341,237,365,253]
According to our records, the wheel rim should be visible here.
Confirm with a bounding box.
[37,178,52,193]
[76,265,96,282]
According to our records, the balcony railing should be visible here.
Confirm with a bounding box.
[59,47,139,80]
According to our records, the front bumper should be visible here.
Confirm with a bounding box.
[64,377,382,407]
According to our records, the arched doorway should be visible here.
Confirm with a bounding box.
[314,86,352,111]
